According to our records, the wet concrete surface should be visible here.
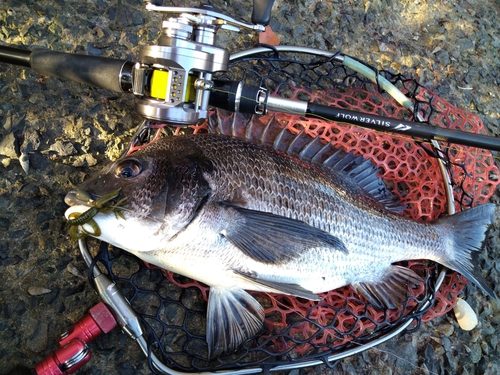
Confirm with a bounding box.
[1,0,500,374]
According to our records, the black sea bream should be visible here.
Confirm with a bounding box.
[65,120,495,358]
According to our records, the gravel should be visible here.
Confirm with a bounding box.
[1,0,499,374]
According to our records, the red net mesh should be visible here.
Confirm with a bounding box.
[103,52,499,371]
[164,81,499,355]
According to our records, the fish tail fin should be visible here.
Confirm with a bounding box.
[206,286,264,359]
[437,203,496,298]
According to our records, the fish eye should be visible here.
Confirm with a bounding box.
[115,159,142,178]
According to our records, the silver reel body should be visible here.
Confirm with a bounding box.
[132,4,265,125]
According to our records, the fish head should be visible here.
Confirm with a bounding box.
[64,140,212,251]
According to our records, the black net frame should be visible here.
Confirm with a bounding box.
[82,47,498,373]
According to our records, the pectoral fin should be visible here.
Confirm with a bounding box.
[206,286,265,358]
[352,265,424,309]
[220,204,348,264]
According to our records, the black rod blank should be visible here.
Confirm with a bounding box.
[0,45,31,67]
[210,80,500,152]
[306,103,500,151]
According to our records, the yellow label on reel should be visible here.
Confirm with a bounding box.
[151,70,169,100]
[185,75,196,102]
[150,70,196,102]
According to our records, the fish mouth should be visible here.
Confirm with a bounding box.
[64,190,82,207]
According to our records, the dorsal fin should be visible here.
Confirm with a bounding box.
[208,110,404,213]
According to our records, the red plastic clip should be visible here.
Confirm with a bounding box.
[35,303,117,375]
[59,302,117,347]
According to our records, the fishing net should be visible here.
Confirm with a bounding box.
[87,48,499,372]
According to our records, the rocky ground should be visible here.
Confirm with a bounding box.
[1,0,499,374]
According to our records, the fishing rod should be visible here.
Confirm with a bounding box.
[1,3,499,151]
[208,78,500,151]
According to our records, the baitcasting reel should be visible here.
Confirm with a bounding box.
[0,0,273,127]
[132,2,267,124]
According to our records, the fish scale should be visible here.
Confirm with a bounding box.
[65,131,496,359]
[190,137,357,226]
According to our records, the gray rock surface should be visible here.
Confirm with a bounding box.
[1,0,499,374]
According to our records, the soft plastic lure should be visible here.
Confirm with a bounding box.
[67,188,126,238]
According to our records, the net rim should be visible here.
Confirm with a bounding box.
[79,47,493,375]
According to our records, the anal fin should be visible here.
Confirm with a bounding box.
[206,286,265,358]
[352,265,424,309]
